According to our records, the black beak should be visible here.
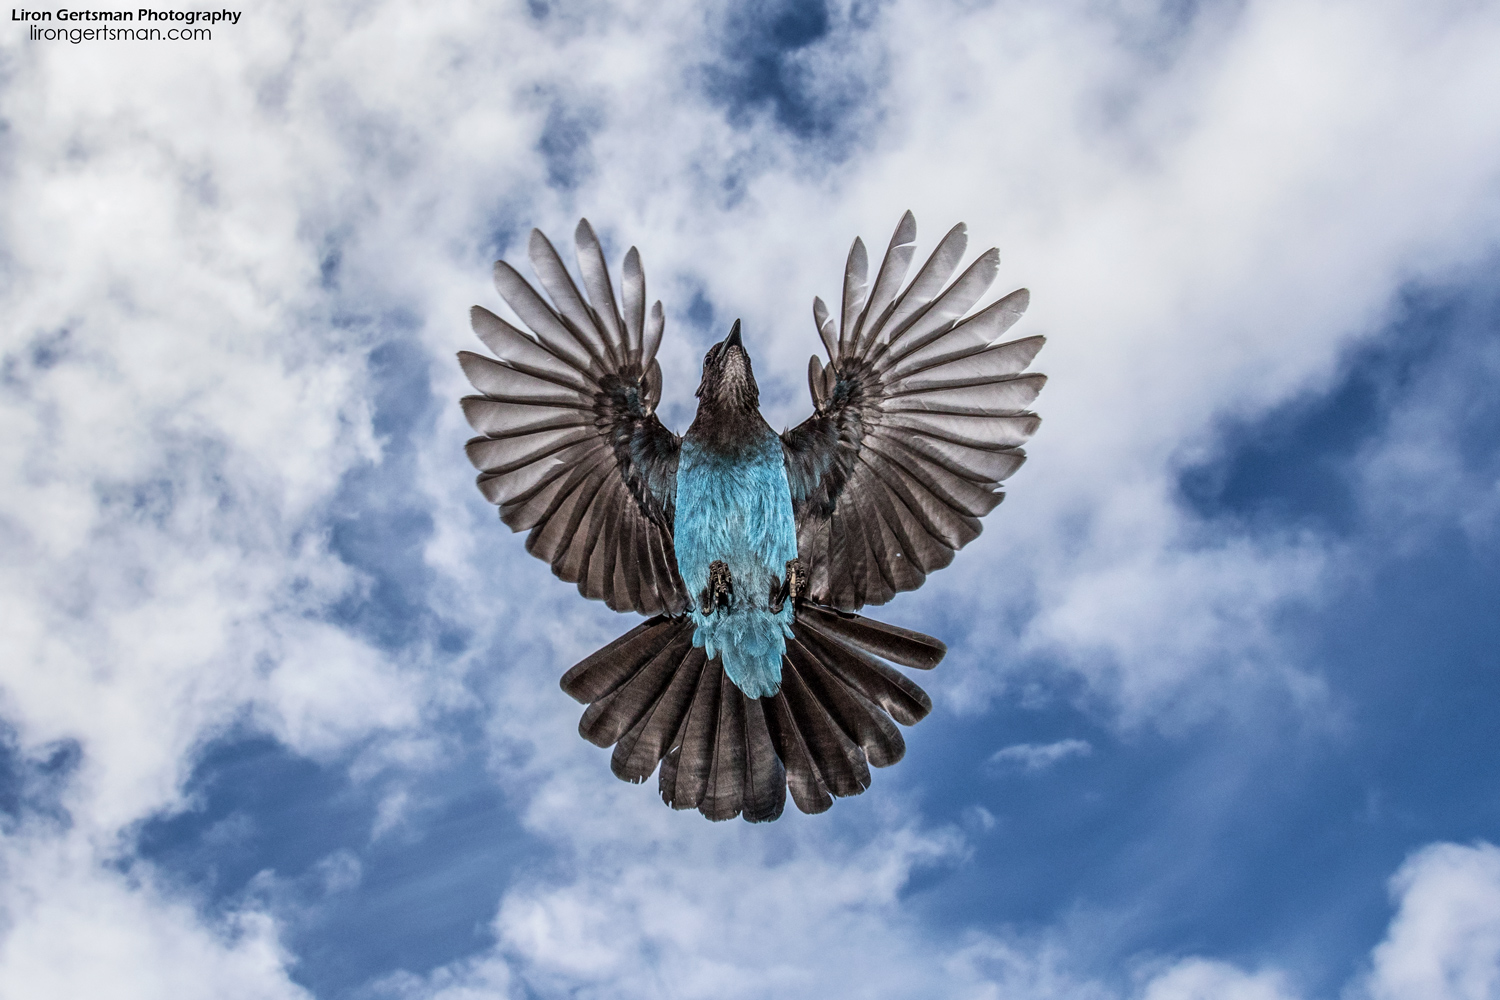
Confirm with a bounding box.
[725,319,743,350]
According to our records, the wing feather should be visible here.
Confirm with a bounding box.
[643,301,665,368]
[460,396,588,437]
[813,296,838,361]
[851,209,917,357]
[463,425,594,475]
[527,229,611,369]
[622,247,646,363]
[869,222,967,350]
[782,213,1042,609]
[457,350,589,405]
[872,248,998,365]
[573,219,626,364]
[878,292,1033,377]
[491,261,593,371]
[463,227,687,615]
[837,237,869,359]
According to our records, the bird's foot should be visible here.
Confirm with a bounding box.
[700,560,734,615]
[770,557,807,614]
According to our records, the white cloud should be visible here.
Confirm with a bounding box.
[0,827,308,1000]
[1136,959,1299,1000]
[4,0,1500,995]
[1360,842,1500,1000]
[872,0,1500,722]
[493,828,967,998]
[1349,288,1500,550]
[364,840,1500,1000]
[990,738,1094,771]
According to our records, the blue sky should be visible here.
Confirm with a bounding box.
[3,1,1500,998]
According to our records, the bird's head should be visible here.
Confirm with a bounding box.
[695,319,759,411]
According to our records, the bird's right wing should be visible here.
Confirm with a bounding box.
[460,220,688,617]
[781,212,1045,610]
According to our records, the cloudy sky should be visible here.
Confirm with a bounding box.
[3,0,1500,996]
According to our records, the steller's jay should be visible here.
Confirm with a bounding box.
[459,212,1044,821]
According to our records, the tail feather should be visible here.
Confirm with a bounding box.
[797,605,946,670]
[701,679,748,821]
[579,626,694,748]
[778,647,872,798]
[764,690,834,814]
[612,646,706,782]
[797,620,933,726]
[785,635,906,769]
[560,604,946,822]
[660,657,722,811]
[561,614,680,702]
[741,697,787,822]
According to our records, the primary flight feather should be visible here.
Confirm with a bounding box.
[459,213,1045,822]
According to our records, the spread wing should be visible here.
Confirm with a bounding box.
[781,211,1045,611]
[460,220,688,616]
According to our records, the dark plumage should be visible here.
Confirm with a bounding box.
[460,214,1044,821]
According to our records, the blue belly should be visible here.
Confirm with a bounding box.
[674,434,798,698]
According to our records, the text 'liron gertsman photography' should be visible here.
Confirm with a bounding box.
[13,7,242,43]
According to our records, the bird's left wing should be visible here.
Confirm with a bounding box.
[782,212,1045,611]
[460,220,688,617]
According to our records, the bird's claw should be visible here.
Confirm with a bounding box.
[770,557,807,614]
[700,560,734,615]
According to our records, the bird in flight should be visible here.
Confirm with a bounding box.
[459,212,1043,822]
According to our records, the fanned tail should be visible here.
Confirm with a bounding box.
[559,606,946,822]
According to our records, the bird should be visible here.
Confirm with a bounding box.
[458,212,1044,822]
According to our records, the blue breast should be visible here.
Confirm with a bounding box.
[674,431,798,697]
